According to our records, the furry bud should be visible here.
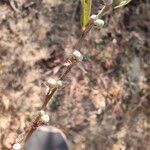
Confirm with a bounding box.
[48,78,63,87]
[90,14,98,21]
[48,78,57,86]
[13,143,21,150]
[41,114,50,123]
[57,80,63,87]
[73,50,83,62]
[94,19,104,28]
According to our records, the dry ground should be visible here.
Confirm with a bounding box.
[0,0,150,150]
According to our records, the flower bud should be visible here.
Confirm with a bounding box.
[13,143,21,150]
[73,50,83,62]
[94,19,104,28]
[102,0,113,5]
[90,14,98,21]
[48,78,57,86]
[41,114,50,123]
[48,78,63,87]
[57,80,63,87]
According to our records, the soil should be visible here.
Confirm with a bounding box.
[0,0,150,150]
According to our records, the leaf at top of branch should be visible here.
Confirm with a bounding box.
[81,0,92,30]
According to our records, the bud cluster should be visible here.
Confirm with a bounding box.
[39,110,50,123]
[90,15,105,29]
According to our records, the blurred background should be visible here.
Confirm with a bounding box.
[0,0,149,149]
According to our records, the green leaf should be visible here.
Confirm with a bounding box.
[81,0,92,30]
[113,0,132,9]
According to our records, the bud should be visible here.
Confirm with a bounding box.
[48,78,57,86]
[94,19,104,28]
[90,14,98,21]
[41,114,50,123]
[57,80,63,87]
[73,50,83,62]
[102,0,113,5]
[13,143,21,150]
[48,78,63,87]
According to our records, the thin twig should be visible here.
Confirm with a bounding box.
[74,20,93,51]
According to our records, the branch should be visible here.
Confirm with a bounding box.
[13,4,108,150]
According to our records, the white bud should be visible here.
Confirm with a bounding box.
[73,50,83,62]
[47,78,63,87]
[94,19,104,28]
[13,143,21,150]
[48,78,57,86]
[41,114,50,123]
[102,0,113,5]
[57,80,63,87]
[90,14,98,21]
